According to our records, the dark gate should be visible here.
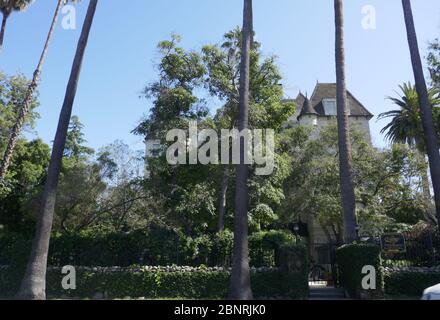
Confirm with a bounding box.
[309,242,339,287]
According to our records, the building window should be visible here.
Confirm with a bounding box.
[323,99,337,116]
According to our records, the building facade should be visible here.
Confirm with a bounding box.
[286,83,374,247]
[286,83,373,144]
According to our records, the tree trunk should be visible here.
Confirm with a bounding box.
[16,0,98,300]
[0,0,65,182]
[419,155,437,223]
[402,0,440,230]
[334,0,358,244]
[228,0,253,301]
[218,166,229,232]
[0,12,9,53]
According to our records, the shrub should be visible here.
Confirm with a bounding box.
[249,230,296,267]
[384,270,440,297]
[337,243,384,299]
[0,229,296,268]
[0,266,309,300]
[211,230,233,267]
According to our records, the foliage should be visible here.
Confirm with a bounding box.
[0,139,50,233]
[280,123,427,242]
[428,38,440,90]
[0,72,39,146]
[379,82,440,152]
[0,265,308,299]
[133,34,207,140]
[132,31,296,235]
[384,271,440,297]
[0,229,297,269]
[337,244,384,299]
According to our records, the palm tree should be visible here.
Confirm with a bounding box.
[0,0,69,182]
[334,0,357,243]
[379,83,440,151]
[0,0,33,52]
[16,0,98,300]
[402,0,440,228]
[379,83,440,223]
[228,0,253,300]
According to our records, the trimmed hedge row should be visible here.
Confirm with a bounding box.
[336,244,440,299]
[0,266,309,300]
[337,244,384,299]
[0,229,296,268]
[384,271,440,297]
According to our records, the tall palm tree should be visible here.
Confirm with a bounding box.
[228,0,253,300]
[379,83,440,223]
[0,0,67,182]
[379,83,440,151]
[0,0,33,52]
[402,0,440,228]
[334,0,357,243]
[17,0,98,300]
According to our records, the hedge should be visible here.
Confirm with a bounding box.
[384,270,440,297]
[0,229,296,268]
[0,265,309,300]
[337,244,384,299]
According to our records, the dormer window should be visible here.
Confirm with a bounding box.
[323,99,337,116]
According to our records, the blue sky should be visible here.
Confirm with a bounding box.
[1,0,440,151]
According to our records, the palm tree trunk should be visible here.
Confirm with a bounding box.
[0,0,65,182]
[334,0,358,244]
[16,0,98,300]
[228,0,253,301]
[0,12,9,53]
[421,166,438,224]
[218,165,229,232]
[402,0,440,229]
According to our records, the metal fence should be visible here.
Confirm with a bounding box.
[361,230,440,268]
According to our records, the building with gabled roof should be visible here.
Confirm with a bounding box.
[285,82,374,143]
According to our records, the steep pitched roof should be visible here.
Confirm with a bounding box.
[299,95,318,118]
[297,83,374,119]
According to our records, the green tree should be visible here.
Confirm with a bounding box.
[53,116,101,233]
[134,27,295,237]
[133,33,207,140]
[401,0,440,230]
[280,124,427,242]
[0,72,40,147]
[202,27,295,234]
[133,34,212,235]
[427,38,440,89]
[0,0,68,181]
[0,139,50,233]
[17,0,98,300]
[0,0,33,52]
[379,83,440,223]
[334,0,357,243]
[379,83,440,150]
[63,115,94,161]
[0,71,40,195]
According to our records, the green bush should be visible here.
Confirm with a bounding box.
[384,271,440,297]
[211,230,233,267]
[249,230,296,267]
[0,229,296,268]
[337,244,384,299]
[0,266,308,300]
